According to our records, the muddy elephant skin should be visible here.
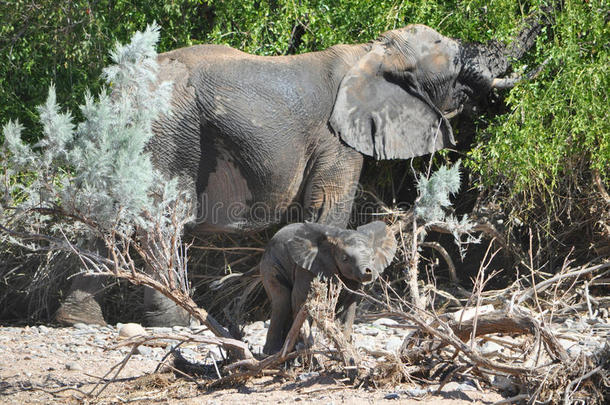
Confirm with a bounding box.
[57,23,531,327]
[261,221,397,355]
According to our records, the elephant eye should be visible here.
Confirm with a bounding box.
[342,254,349,262]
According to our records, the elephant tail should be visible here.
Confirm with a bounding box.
[209,264,261,290]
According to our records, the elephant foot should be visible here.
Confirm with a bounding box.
[262,341,282,356]
[143,287,191,327]
[143,306,191,327]
[55,290,106,326]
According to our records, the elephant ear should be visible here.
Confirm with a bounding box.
[286,223,335,272]
[357,221,397,273]
[286,236,318,271]
[329,43,455,160]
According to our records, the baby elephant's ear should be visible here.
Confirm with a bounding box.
[286,236,319,271]
[357,221,398,272]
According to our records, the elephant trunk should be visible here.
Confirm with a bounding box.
[459,7,550,91]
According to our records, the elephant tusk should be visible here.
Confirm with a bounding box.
[491,75,522,89]
[443,105,463,119]
[492,56,552,89]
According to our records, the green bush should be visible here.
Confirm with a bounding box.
[1,1,606,260]
[468,0,609,196]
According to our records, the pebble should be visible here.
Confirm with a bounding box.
[65,361,83,371]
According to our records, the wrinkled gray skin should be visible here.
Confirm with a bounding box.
[57,24,530,327]
[261,221,397,355]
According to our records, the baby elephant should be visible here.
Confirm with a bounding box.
[261,221,397,355]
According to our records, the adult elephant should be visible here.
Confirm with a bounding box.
[56,23,539,326]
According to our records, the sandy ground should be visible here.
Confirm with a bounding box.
[0,323,506,404]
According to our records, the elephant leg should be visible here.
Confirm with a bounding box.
[55,272,106,326]
[262,274,293,355]
[302,144,363,228]
[143,286,191,327]
[338,295,358,342]
[56,239,108,325]
[336,283,361,342]
[138,231,191,327]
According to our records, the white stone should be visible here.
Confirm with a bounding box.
[384,336,403,352]
[440,381,476,392]
[118,323,147,339]
[65,361,83,371]
[356,325,380,336]
[448,305,495,322]
[373,318,399,327]
[480,340,504,356]
[492,375,516,391]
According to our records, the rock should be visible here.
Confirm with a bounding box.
[179,348,200,363]
[148,327,173,335]
[448,305,495,322]
[93,338,108,347]
[384,393,400,400]
[440,381,476,392]
[492,375,517,392]
[353,335,377,349]
[297,372,319,382]
[118,323,147,339]
[384,336,403,352]
[356,325,380,336]
[373,318,399,327]
[480,340,503,356]
[208,346,226,360]
[136,346,153,357]
[37,325,50,334]
[243,321,266,334]
[73,323,91,330]
[65,361,83,371]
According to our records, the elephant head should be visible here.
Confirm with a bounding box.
[330,24,521,160]
[286,221,397,284]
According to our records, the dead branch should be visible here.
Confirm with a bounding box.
[111,333,251,357]
[347,284,565,376]
[94,270,253,360]
[207,305,309,387]
[592,169,610,205]
[88,345,139,397]
[563,365,605,405]
[419,241,457,282]
[443,309,568,363]
[305,279,361,370]
[516,262,610,305]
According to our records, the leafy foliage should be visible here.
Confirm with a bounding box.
[415,163,462,224]
[468,0,609,194]
[0,0,606,266]
[1,23,187,236]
